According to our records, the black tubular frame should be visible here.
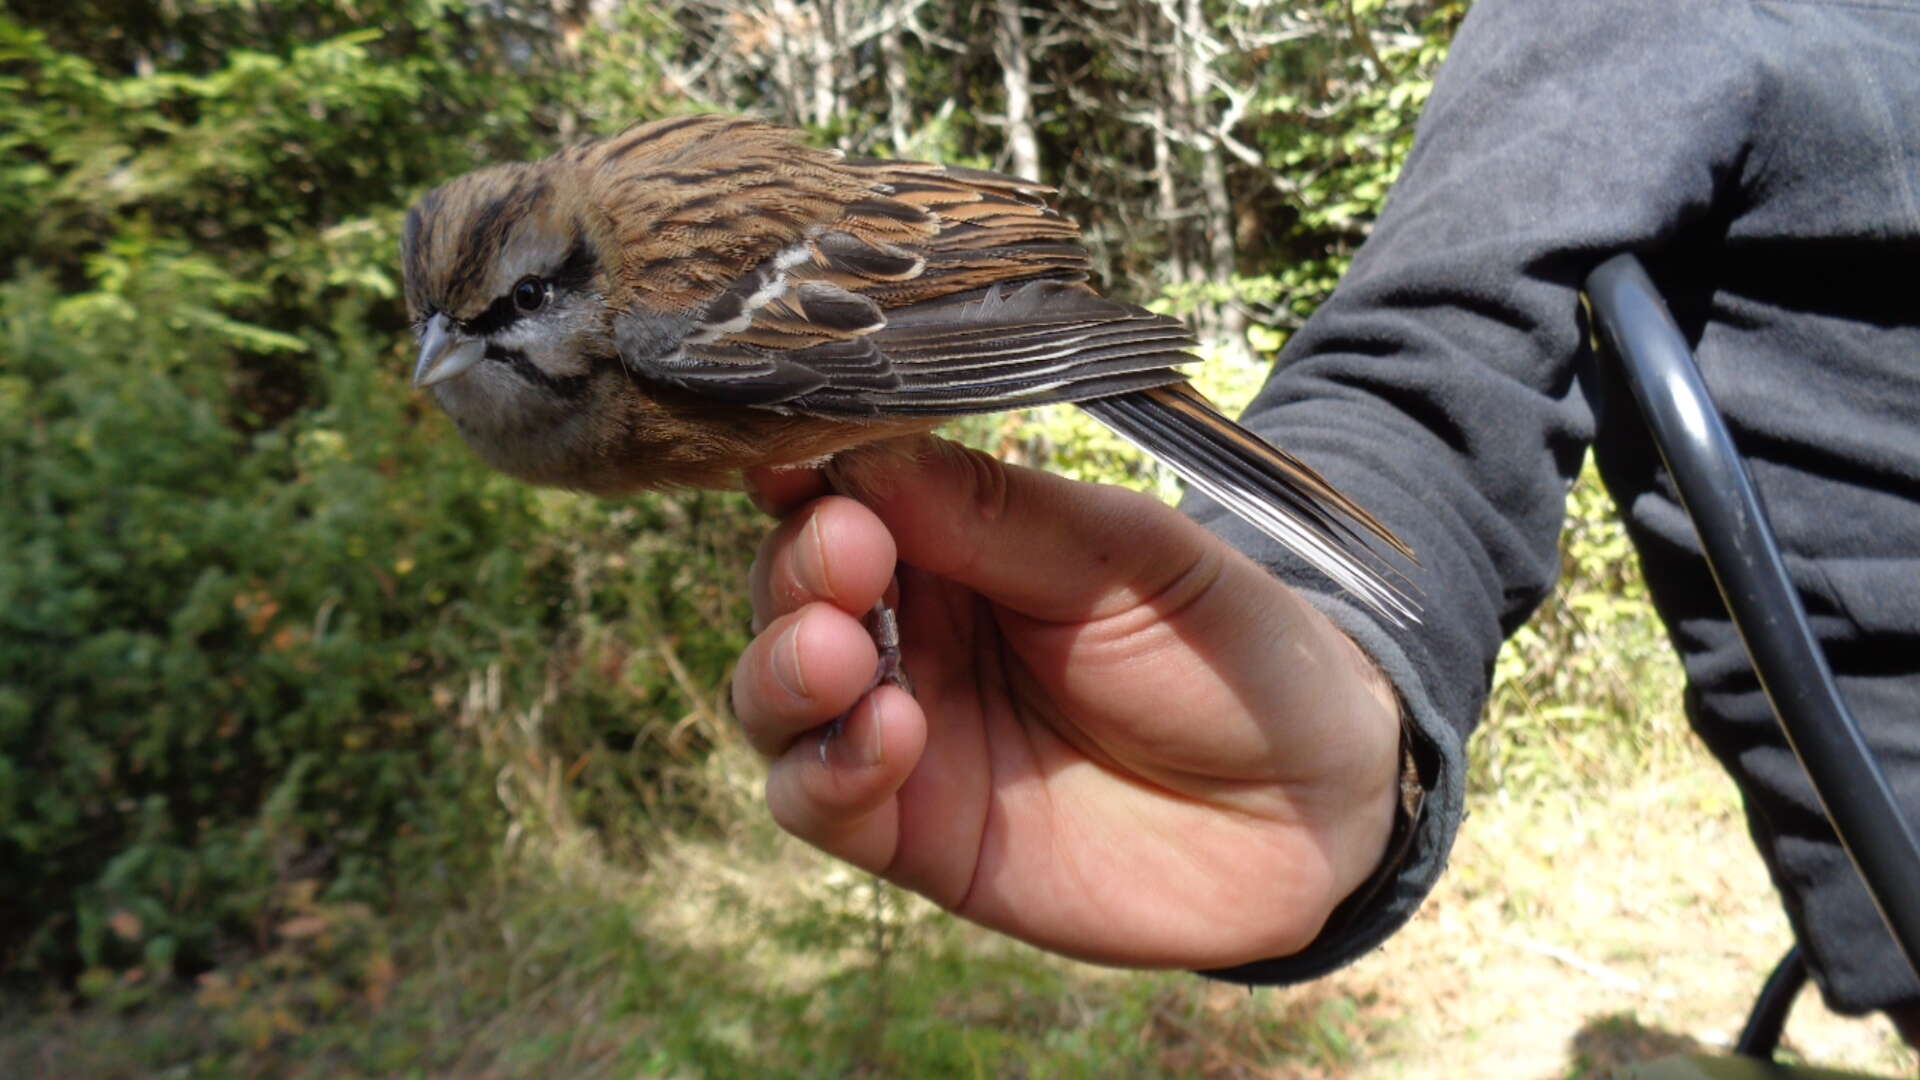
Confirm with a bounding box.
[1733,944,1806,1058]
[1583,254,1920,1041]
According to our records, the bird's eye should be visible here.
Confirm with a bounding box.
[513,277,547,313]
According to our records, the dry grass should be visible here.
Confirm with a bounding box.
[1312,735,1917,1077]
[9,684,1915,1078]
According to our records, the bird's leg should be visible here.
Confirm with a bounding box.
[821,596,912,763]
[866,595,911,696]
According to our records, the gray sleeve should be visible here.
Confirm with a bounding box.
[1189,0,1761,983]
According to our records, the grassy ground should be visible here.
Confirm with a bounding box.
[1331,747,1916,1077]
[7,693,1914,1078]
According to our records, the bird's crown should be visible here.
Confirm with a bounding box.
[402,161,598,332]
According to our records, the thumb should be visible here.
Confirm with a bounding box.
[828,436,1221,624]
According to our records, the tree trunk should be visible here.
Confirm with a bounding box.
[880,23,912,153]
[1149,100,1190,291]
[1183,0,1244,341]
[808,0,842,128]
[765,0,807,125]
[994,0,1041,179]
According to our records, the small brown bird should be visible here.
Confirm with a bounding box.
[402,114,1416,622]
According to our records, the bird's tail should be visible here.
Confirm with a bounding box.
[1080,382,1420,626]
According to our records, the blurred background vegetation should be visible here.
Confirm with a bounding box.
[2,0,1698,1074]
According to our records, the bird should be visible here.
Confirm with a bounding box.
[401,113,1417,624]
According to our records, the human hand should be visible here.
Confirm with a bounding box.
[733,437,1403,971]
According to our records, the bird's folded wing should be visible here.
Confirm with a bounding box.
[605,133,1176,412]
[622,276,1197,417]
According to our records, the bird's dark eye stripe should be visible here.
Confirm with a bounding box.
[461,293,524,338]
[484,345,595,399]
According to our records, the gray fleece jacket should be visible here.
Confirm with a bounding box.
[1191,0,1920,1014]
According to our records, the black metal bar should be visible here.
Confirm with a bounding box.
[1584,253,1920,985]
[1733,946,1807,1059]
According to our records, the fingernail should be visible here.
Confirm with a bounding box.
[772,623,808,700]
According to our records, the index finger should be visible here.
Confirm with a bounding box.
[832,437,1219,626]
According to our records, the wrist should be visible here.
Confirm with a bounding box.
[1318,714,1426,940]
[1199,591,1442,986]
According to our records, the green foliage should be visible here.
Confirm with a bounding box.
[1222,2,1466,323]
[0,840,1408,1077]
[1478,459,1687,792]
[0,257,529,980]
[0,1,710,985]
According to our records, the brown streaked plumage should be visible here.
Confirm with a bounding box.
[401,114,1417,621]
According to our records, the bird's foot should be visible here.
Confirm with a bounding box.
[820,598,911,764]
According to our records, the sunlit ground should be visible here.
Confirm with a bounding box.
[9,701,1913,1078]
[1324,740,1915,1077]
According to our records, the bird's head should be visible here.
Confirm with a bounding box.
[401,161,615,445]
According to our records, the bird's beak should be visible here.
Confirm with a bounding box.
[413,313,487,389]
